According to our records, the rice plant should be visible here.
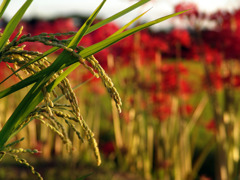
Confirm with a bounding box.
[0,0,186,179]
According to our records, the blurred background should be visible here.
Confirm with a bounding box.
[1,0,240,179]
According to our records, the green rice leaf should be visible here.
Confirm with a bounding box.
[0,78,46,146]
[0,0,105,98]
[46,62,80,93]
[0,0,107,146]
[0,0,150,85]
[0,0,33,50]
[109,8,151,38]
[0,0,11,18]
[80,10,188,58]
[68,0,106,48]
[0,9,187,101]
[87,0,150,34]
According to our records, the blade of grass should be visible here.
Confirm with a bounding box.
[0,0,106,99]
[0,0,107,146]
[0,0,150,85]
[109,8,151,38]
[0,10,187,99]
[0,77,47,147]
[68,0,106,49]
[52,74,94,104]
[80,10,188,58]
[0,0,33,50]
[87,0,150,34]
[47,9,152,93]
[0,0,11,18]
[46,62,80,93]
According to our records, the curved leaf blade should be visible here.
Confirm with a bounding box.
[0,0,150,85]
[0,0,33,50]
[80,10,189,58]
[69,0,106,48]
[0,0,11,18]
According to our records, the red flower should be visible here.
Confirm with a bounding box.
[160,63,189,94]
[174,2,198,18]
[180,80,192,97]
[169,29,191,47]
[153,105,171,122]
[153,38,169,53]
[0,62,8,83]
[180,104,193,116]
[32,20,53,35]
[232,75,240,87]
[151,92,172,121]
[100,141,115,156]
[203,45,223,66]
[53,18,77,33]
[205,119,217,133]
[203,71,223,90]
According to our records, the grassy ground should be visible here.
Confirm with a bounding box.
[0,158,145,180]
[1,60,235,180]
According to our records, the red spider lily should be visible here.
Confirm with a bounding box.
[209,10,224,21]
[151,92,170,104]
[209,10,231,29]
[169,29,191,47]
[139,31,169,62]
[91,21,120,42]
[160,63,189,93]
[32,20,53,35]
[99,141,115,156]
[179,79,193,98]
[112,36,134,66]
[80,35,93,47]
[203,71,223,90]
[232,75,240,88]
[205,119,217,134]
[179,104,193,116]
[53,18,77,33]
[150,92,172,121]
[153,104,172,121]
[0,62,8,82]
[161,72,178,93]
[153,37,169,53]
[234,9,240,32]
[221,74,231,86]
[174,2,198,18]
[185,44,200,61]
[203,45,223,66]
